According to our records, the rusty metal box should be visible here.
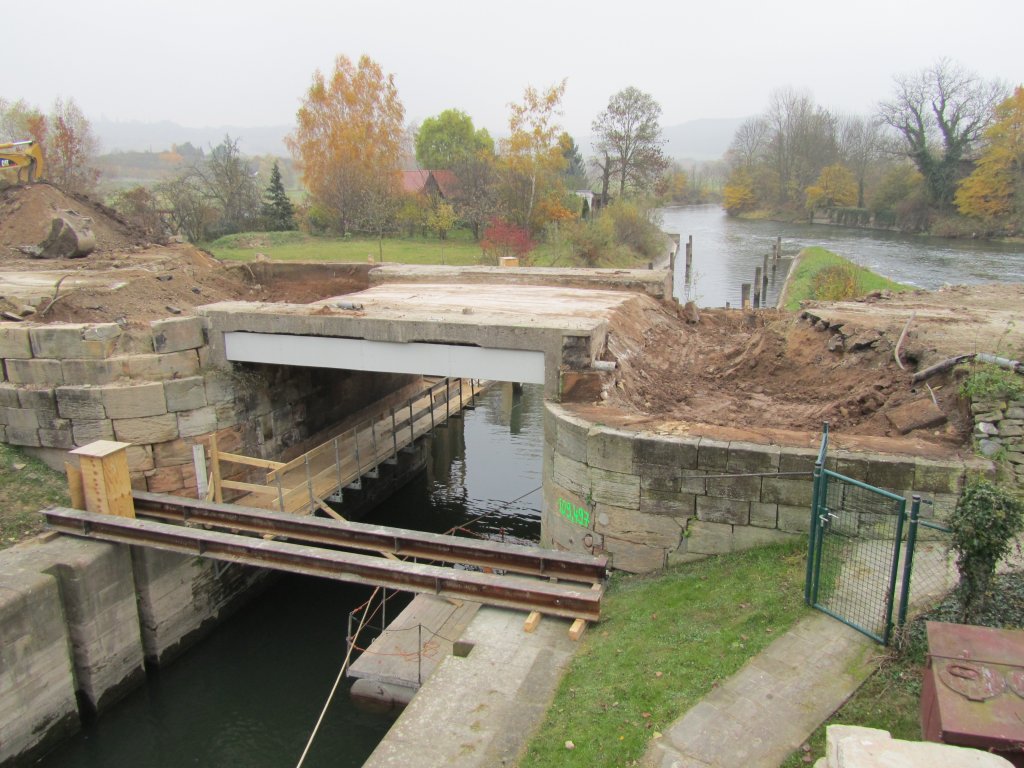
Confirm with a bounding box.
[921,621,1024,766]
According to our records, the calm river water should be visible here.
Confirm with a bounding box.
[660,205,1024,308]
[39,383,544,768]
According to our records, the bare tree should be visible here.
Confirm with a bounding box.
[764,88,837,205]
[879,59,1006,206]
[592,86,667,196]
[187,135,261,236]
[727,117,770,170]
[837,115,885,208]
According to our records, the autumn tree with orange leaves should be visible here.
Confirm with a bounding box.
[288,55,405,238]
[499,80,569,232]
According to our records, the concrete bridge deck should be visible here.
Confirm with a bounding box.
[199,282,656,396]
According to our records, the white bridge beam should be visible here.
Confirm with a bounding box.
[223,332,546,384]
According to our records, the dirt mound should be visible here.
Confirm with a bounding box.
[0,182,151,257]
[591,285,1024,450]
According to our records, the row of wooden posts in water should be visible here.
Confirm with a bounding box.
[672,234,785,310]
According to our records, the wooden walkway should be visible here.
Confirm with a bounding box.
[209,377,486,515]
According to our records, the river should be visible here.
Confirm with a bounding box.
[660,205,1024,308]
[38,383,544,768]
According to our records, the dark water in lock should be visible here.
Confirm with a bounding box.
[38,383,544,768]
[661,205,1024,308]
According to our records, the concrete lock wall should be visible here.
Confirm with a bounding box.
[0,534,270,766]
[0,317,419,495]
[542,403,984,573]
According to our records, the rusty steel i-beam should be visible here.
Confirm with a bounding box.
[44,506,605,621]
[131,491,607,584]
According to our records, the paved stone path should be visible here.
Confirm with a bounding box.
[642,611,878,768]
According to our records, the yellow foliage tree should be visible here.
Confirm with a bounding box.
[287,55,405,235]
[723,168,757,215]
[956,86,1024,226]
[499,81,568,232]
[805,163,858,210]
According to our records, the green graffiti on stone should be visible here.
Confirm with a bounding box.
[558,497,590,527]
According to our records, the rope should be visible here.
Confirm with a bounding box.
[294,585,379,768]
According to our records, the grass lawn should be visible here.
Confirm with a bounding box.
[781,246,910,311]
[203,230,644,269]
[0,443,69,548]
[518,541,809,768]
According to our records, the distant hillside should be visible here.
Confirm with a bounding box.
[94,119,292,156]
[583,116,746,162]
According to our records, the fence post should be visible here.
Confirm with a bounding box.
[806,423,830,605]
[897,495,922,629]
[210,432,223,503]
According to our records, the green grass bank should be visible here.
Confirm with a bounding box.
[781,246,910,311]
[519,542,808,767]
[203,230,647,269]
[0,443,69,548]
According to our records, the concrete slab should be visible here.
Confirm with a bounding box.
[362,606,577,768]
[643,612,877,768]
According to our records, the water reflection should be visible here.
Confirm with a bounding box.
[365,382,543,546]
[661,205,1024,308]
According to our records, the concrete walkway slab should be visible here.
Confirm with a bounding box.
[362,606,576,768]
[643,612,878,768]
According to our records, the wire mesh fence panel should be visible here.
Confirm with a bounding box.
[896,519,957,620]
[811,470,906,644]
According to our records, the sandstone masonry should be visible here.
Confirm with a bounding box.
[542,403,988,573]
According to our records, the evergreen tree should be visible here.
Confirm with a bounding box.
[261,161,296,231]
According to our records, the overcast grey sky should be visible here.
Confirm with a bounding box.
[8,0,1022,137]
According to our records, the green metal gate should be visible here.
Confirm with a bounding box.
[804,425,926,645]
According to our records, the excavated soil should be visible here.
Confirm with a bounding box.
[593,284,1024,454]
[0,184,365,325]
[2,181,1021,452]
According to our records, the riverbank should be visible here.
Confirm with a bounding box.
[778,246,911,310]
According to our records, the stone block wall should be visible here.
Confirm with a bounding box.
[543,403,982,573]
[973,394,1024,485]
[0,318,419,496]
[0,534,268,766]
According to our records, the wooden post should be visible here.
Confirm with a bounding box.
[209,432,223,503]
[753,267,763,308]
[741,283,751,310]
[684,236,693,285]
[761,258,769,301]
[65,462,86,510]
[775,236,782,261]
[70,441,134,518]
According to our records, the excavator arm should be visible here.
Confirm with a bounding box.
[0,140,45,183]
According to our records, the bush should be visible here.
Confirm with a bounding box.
[604,200,664,260]
[480,217,534,265]
[809,264,860,302]
[565,216,616,266]
[951,479,1024,623]
[959,364,1024,401]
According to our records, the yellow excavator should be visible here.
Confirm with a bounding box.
[0,139,45,183]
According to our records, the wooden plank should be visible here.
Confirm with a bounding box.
[220,479,279,495]
[523,611,542,633]
[65,462,85,510]
[210,432,223,503]
[217,452,285,470]
[568,584,604,641]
